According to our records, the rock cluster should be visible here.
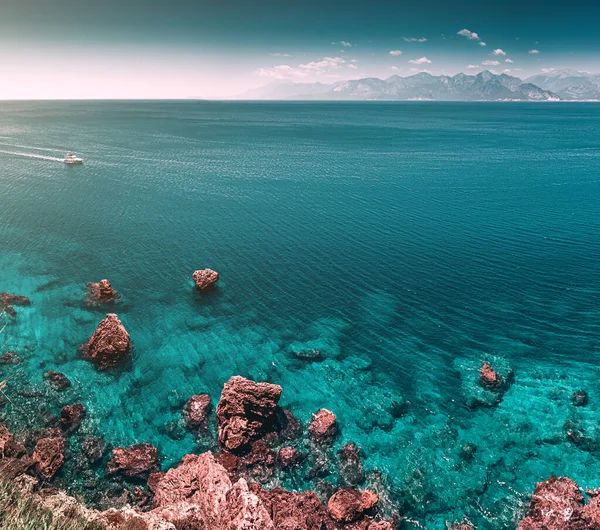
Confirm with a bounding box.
[106,443,160,480]
[183,394,212,430]
[192,269,219,290]
[0,292,31,317]
[83,313,132,369]
[86,279,120,305]
[309,408,338,444]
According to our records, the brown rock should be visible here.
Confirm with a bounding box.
[309,408,338,444]
[278,446,305,470]
[82,436,107,463]
[192,269,219,290]
[450,521,476,530]
[0,456,36,480]
[216,376,282,453]
[147,472,165,493]
[0,424,27,458]
[106,443,160,480]
[1,292,31,317]
[479,362,501,389]
[60,403,86,433]
[33,436,65,480]
[0,351,20,365]
[183,394,212,429]
[44,370,72,391]
[368,523,393,530]
[86,279,120,305]
[338,442,365,486]
[327,488,379,524]
[84,313,132,370]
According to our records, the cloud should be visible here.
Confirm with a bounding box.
[347,64,359,69]
[541,68,555,73]
[466,64,480,69]
[529,49,540,54]
[457,29,480,40]
[410,68,430,73]
[389,50,403,56]
[390,66,401,71]
[256,56,346,80]
[505,58,514,63]
[482,60,500,66]
[479,42,487,47]
[403,37,427,42]
[409,57,432,64]
[493,49,507,56]
[340,41,352,47]
[269,53,291,57]
[503,69,512,74]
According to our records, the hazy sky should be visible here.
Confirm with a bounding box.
[1,0,599,98]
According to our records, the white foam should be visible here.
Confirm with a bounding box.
[0,149,63,162]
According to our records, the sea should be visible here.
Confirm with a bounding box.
[1,100,600,529]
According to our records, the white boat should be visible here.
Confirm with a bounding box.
[64,153,83,164]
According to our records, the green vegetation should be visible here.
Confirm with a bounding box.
[0,479,103,530]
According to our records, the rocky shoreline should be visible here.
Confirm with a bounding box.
[0,283,595,529]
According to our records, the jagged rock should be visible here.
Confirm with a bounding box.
[86,279,120,305]
[309,408,338,444]
[517,476,587,529]
[273,407,303,442]
[368,522,393,530]
[0,456,35,479]
[450,520,476,530]
[106,443,160,480]
[82,436,107,463]
[479,362,501,389]
[33,436,65,479]
[147,472,165,493]
[327,488,378,524]
[84,313,132,370]
[1,292,31,317]
[44,370,72,391]
[60,403,86,433]
[183,394,212,430]
[192,269,219,290]
[293,349,323,362]
[278,446,305,470]
[572,390,589,407]
[216,376,282,453]
[216,440,276,482]
[0,424,27,458]
[0,350,20,365]
[338,443,365,486]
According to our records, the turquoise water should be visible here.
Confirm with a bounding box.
[1,101,600,528]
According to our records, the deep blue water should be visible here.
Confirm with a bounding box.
[1,101,600,528]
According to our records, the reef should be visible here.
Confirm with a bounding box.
[0,292,31,317]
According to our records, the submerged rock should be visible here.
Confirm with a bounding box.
[183,394,212,430]
[82,436,107,464]
[192,269,219,290]
[44,370,72,391]
[84,313,132,370]
[479,361,501,389]
[0,424,27,458]
[0,350,20,365]
[33,436,65,480]
[293,349,323,362]
[216,376,282,453]
[106,443,160,480]
[277,446,305,470]
[309,408,338,444]
[327,487,379,523]
[86,279,120,305]
[572,390,589,407]
[338,442,365,486]
[60,403,86,433]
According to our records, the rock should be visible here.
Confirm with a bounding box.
[251,483,336,530]
[450,521,476,530]
[0,456,36,479]
[147,472,165,493]
[479,362,501,389]
[309,408,338,444]
[183,394,212,430]
[84,313,132,370]
[368,523,393,530]
[459,442,478,462]
[293,349,323,362]
[33,436,65,479]
[0,292,31,317]
[327,487,379,524]
[517,476,585,529]
[0,424,27,458]
[572,390,589,407]
[216,376,282,453]
[216,440,276,482]
[82,436,107,463]
[60,403,86,433]
[192,269,219,290]
[86,279,120,305]
[44,370,72,391]
[273,407,303,442]
[0,350,20,365]
[278,446,305,470]
[106,443,160,480]
[338,443,365,486]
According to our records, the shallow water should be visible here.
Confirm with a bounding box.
[1,101,600,528]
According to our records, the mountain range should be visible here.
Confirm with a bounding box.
[240,70,600,101]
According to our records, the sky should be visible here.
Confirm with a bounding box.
[0,0,599,99]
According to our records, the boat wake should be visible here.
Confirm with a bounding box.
[0,142,65,153]
[0,149,64,162]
